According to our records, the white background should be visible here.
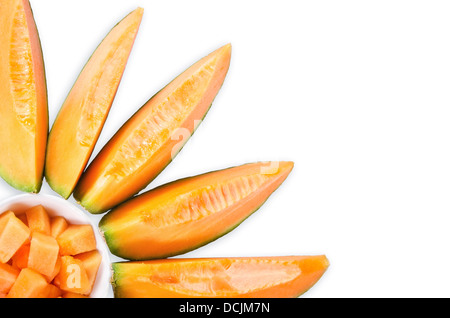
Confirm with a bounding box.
[2,0,450,298]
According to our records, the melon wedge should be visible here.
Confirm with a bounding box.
[111,255,329,298]
[0,0,48,193]
[74,44,232,214]
[99,161,294,260]
[45,8,144,199]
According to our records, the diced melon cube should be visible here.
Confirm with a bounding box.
[0,263,20,294]
[57,224,96,255]
[28,232,59,277]
[25,205,51,235]
[7,268,49,298]
[50,216,68,238]
[75,250,102,289]
[56,255,91,295]
[0,212,30,263]
[44,283,62,298]
[44,256,61,282]
[11,243,30,269]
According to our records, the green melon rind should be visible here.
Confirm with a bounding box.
[110,263,126,298]
[45,177,71,199]
[0,165,42,193]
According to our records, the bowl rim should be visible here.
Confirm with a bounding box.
[0,192,112,298]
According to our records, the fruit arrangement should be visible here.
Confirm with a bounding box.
[0,0,329,298]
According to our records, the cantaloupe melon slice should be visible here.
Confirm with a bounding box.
[112,255,330,298]
[100,161,293,260]
[56,256,91,295]
[28,232,59,277]
[11,243,30,269]
[45,7,144,199]
[44,256,61,283]
[0,212,30,263]
[0,211,15,227]
[0,263,20,294]
[25,205,51,235]
[56,224,96,256]
[0,0,48,193]
[75,250,101,290]
[44,283,62,298]
[7,268,48,298]
[74,44,232,214]
[50,216,68,238]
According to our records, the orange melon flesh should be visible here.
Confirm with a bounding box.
[74,250,102,289]
[56,224,96,256]
[0,0,48,193]
[45,8,144,199]
[11,243,30,269]
[112,255,329,298]
[50,216,68,238]
[25,205,51,235]
[0,212,30,263]
[0,211,15,226]
[74,43,232,214]
[7,268,48,298]
[0,208,101,297]
[28,232,59,277]
[44,283,62,298]
[56,256,92,295]
[62,291,89,298]
[46,256,61,282]
[100,161,294,260]
[17,213,28,226]
[0,263,20,294]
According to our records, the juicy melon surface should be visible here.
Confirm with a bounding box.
[45,7,144,199]
[9,3,38,135]
[0,213,30,263]
[112,255,330,298]
[0,0,48,192]
[28,232,59,277]
[100,161,294,260]
[7,268,48,298]
[74,44,232,214]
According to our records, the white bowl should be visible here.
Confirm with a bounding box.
[0,193,112,298]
